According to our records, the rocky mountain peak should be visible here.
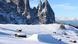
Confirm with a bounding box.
[41,0,55,24]
[0,0,55,24]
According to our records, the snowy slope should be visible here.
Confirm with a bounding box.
[0,24,78,44]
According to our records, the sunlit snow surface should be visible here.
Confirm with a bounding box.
[0,24,78,44]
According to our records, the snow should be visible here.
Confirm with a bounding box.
[0,24,78,44]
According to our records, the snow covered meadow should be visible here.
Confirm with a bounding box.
[0,24,78,44]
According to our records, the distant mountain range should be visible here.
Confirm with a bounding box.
[56,17,78,28]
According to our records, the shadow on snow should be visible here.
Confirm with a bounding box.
[38,34,67,44]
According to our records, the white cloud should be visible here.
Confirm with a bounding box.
[56,16,78,21]
[53,3,78,10]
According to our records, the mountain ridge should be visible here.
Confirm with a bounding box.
[0,0,55,24]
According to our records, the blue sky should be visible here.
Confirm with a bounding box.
[30,0,78,18]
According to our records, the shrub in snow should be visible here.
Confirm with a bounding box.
[66,37,70,38]
[15,29,27,38]
[63,32,68,35]
[53,32,56,34]
[18,29,22,32]
[60,24,66,29]
[73,41,77,43]
[70,40,77,43]
[58,39,62,41]
[15,33,26,38]
[16,29,22,32]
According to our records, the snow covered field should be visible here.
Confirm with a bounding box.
[0,24,78,44]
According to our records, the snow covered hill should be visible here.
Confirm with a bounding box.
[0,24,78,44]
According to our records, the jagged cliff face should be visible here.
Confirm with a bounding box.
[0,0,55,24]
[38,0,43,24]
[17,0,25,14]
[22,0,31,17]
[0,0,6,2]
[7,0,25,14]
[0,0,27,24]
[43,0,55,24]
[38,0,55,24]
